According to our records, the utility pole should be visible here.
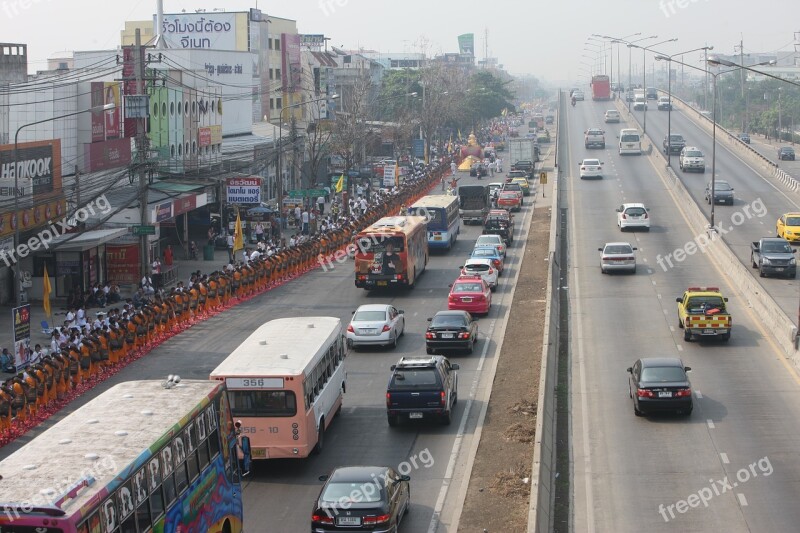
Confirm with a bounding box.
[135,29,150,280]
[74,165,81,208]
[736,37,746,131]
[704,46,709,111]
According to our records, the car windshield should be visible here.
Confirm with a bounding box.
[390,369,439,390]
[640,366,687,383]
[353,310,387,322]
[762,242,793,253]
[686,296,725,312]
[786,217,800,226]
[431,314,467,327]
[454,283,483,293]
[685,151,703,157]
[322,482,384,503]
[367,236,405,253]
[604,245,633,254]
[621,134,639,142]
[583,160,600,166]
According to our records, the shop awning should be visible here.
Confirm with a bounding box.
[47,228,129,252]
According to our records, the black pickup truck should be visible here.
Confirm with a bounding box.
[386,356,459,426]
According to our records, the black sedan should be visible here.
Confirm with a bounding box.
[311,466,410,532]
[778,147,796,161]
[627,358,693,417]
[425,310,479,354]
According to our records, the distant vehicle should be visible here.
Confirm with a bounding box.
[751,237,797,278]
[347,304,405,349]
[312,465,411,531]
[591,74,611,100]
[461,257,498,290]
[627,358,693,416]
[679,147,706,172]
[584,128,606,149]
[663,133,686,154]
[633,94,647,110]
[470,246,505,274]
[616,203,650,231]
[386,355,459,425]
[676,286,732,342]
[354,216,428,289]
[657,96,671,110]
[645,87,658,100]
[579,158,604,179]
[738,132,751,144]
[625,91,636,102]
[448,275,492,315]
[604,109,621,123]
[599,242,637,274]
[483,212,514,244]
[425,311,479,355]
[573,89,585,101]
[778,146,796,160]
[704,180,734,205]
[545,115,555,124]
[776,212,800,243]
[619,129,642,155]
[458,185,490,225]
[410,194,461,251]
[475,234,507,257]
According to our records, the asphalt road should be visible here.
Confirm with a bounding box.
[568,98,800,532]
[633,103,800,318]
[0,164,537,532]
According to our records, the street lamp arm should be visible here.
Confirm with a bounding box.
[14,103,115,144]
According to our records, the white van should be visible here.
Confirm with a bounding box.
[619,129,642,155]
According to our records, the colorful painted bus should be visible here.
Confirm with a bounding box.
[410,194,461,251]
[0,379,246,533]
[210,316,347,460]
[354,216,429,289]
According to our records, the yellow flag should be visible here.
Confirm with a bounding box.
[233,212,244,252]
[335,174,345,193]
[43,264,52,318]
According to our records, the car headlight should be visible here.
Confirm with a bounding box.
[761,258,771,265]
[786,230,793,235]
[791,258,797,265]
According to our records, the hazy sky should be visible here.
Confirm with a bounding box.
[3,0,798,83]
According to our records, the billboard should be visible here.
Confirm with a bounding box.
[11,304,31,370]
[0,139,62,201]
[123,46,145,139]
[104,82,122,139]
[91,82,106,142]
[83,138,132,173]
[281,33,302,91]
[158,13,243,50]
[226,176,262,204]
[458,33,475,56]
[106,243,141,285]
[301,34,326,49]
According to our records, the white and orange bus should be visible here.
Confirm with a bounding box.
[210,317,347,460]
[354,216,428,289]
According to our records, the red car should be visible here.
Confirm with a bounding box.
[448,276,492,315]
[497,191,521,212]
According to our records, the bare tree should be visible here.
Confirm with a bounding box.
[417,63,465,160]
[331,70,373,171]
[303,100,334,189]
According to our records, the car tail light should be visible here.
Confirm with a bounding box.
[458,332,470,339]
[425,332,435,339]
[644,212,649,219]
[493,259,501,268]
[581,167,586,171]
[396,274,404,280]
[386,392,391,408]
[675,388,692,398]
[475,294,485,301]
[312,514,334,524]
[347,324,354,333]
[637,388,655,398]
[364,514,391,525]
[488,268,494,274]
[382,324,391,332]
[449,295,456,302]
[622,214,627,219]
[440,391,446,406]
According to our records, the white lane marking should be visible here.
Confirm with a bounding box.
[707,419,716,429]
[695,390,703,399]
[676,344,683,352]
[652,280,657,285]
[669,326,675,332]
[737,493,748,506]
[720,452,730,464]
[663,309,669,314]
[657,293,662,300]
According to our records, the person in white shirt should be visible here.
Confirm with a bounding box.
[65,308,75,328]
[360,197,368,214]
[151,259,162,274]
[301,209,310,235]
[317,195,326,215]
[249,249,261,261]
[76,306,87,328]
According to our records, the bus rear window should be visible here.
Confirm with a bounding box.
[229,390,297,417]
[412,207,442,225]
[365,236,405,253]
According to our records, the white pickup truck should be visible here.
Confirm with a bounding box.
[584,128,606,149]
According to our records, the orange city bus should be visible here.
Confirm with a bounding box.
[354,216,428,289]
[0,379,246,533]
[210,316,347,460]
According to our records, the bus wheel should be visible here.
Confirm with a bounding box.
[313,420,324,454]
[222,520,232,533]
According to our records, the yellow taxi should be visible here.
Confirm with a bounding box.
[777,213,800,242]
[510,177,531,196]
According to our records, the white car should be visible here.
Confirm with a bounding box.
[475,234,506,257]
[347,304,405,349]
[616,203,650,231]
[579,158,604,179]
[599,242,637,274]
[461,258,499,291]
[604,110,620,123]
[679,146,706,172]
[573,89,585,101]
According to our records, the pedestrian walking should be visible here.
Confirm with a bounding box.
[317,195,325,215]
[450,161,457,175]
[255,222,265,242]
[301,209,310,235]
[226,233,235,262]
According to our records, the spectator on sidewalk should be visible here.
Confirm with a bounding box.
[255,222,265,242]
[1,349,13,373]
[226,234,235,262]
[164,245,174,266]
[152,258,162,275]
[317,195,325,215]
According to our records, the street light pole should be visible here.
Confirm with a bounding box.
[638,38,678,134]
[12,102,115,306]
[622,36,658,112]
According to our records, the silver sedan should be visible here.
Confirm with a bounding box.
[346,304,405,349]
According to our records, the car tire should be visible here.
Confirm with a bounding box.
[312,422,324,454]
[399,321,405,336]
[390,333,397,349]
[678,318,684,329]
[441,410,452,426]
[466,339,474,355]
[684,328,692,342]
[388,415,399,427]
[721,333,731,342]
[760,269,766,278]
[684,406,693,417]
[634,404,644,417]
[426,347,434,355]
[752,255,758,268]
